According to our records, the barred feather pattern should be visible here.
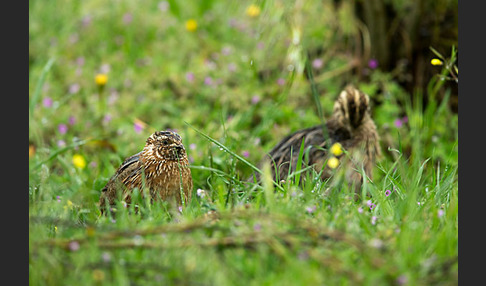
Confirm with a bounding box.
[99,131,193,213]
[261,85,381,190]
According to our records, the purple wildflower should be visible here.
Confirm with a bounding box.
[306,205,317,214]
[312,58,323,69]
[371,216,377,225]
[134,122,144,133]
[100,63,111,74]
[43,97,53,108]
[385,189,391,196]
[101,252,112,263]
[370,203,376,210]
[396,275,408,285]
[185,72,195,83]
[228,63,237,72]
[68,116,76,126]
[81,15,93,27]
[242,150,250,158]
[253,223,262,231]
[68,241,80,251]
[358,207,363,213]
[395,116,408,128]
[76,57,85,66]
[196,189,206,198]
[103,114,112,124]
[122,13,133,25]
[368,58,378,69]
[189,143,196,150]
[276,78,285,86]
[57,140,66,148]
[437,209,445,218]
[251,95,260,104]
[204,77,213,86]
[58,124,68,134]
[394,118,403,128]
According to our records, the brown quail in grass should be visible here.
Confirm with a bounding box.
[259,85,381,191]
[99,131,193,214]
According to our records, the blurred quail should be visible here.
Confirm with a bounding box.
[99,131,193,214]
[259,85,381,190]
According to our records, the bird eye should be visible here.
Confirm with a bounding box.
[162,140,169,145]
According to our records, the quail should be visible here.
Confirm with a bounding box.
[99,130,193,214]
[259,85,381,191]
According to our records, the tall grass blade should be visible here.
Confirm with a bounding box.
[186,122,284,192]
[294,138,306,185]
[305,57,329,140]
[29,139,88,172]
[30,58,55,119]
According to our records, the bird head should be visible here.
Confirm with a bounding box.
[331,85,371,130]
[145,130,187,161]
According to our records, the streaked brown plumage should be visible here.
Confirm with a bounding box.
[99,131,193,214]
[260,85,381,190]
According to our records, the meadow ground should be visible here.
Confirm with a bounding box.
[29,1,458,285]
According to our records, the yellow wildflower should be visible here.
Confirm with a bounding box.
[92,269,105,281]
[430,58,443,66]
[185,19,198,32]
[64,200,74,211]
[246,4,261,17]
[29,144,36,158]
[54,226,58,233]
[327,157,339,169]
[72,154,87,169]
[95,73,108,86]
[86,226,95,237]
[330,142,343,156]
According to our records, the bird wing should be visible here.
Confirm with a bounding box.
[100,152,143,208]
[268,125,326,161]
[264,125,328,181]
[117,152,143,186]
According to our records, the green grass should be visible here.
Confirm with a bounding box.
[29,0,458,285]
